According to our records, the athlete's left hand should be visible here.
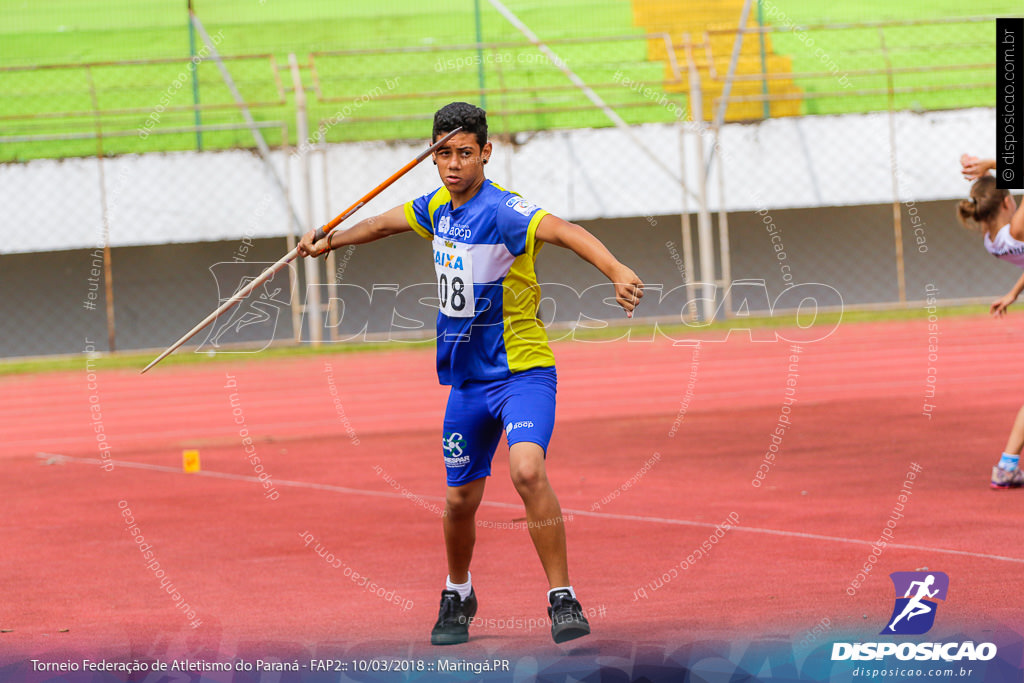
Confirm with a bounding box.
[610,264,644,317]
[960,154,995,181]
[992,292,1016,317]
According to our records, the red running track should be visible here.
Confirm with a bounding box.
[1,313,1023,666]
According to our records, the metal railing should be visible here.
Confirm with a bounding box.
[681,17,997,309]
[0,19,1005,357]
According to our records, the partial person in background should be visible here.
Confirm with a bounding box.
[958,154,1024,488]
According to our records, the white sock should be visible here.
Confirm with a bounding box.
[548,585,576,601]
[446,573,472,600]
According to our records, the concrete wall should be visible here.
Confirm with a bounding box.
[5,197,1015,358]
[0,107,996,254]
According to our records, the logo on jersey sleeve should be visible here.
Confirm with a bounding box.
[505,196,537,216]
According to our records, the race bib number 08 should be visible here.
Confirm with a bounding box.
[433,239,475,317]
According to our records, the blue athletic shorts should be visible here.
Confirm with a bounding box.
[441,366,557,487]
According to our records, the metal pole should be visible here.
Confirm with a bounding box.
[684,35,718,322]
[880,28,906,305]
[715,124,732,316]
[190,11,304,234]
[679,124,697,320]
[322,122,340,341]
[289,53,322,345]
[86,66,117,353]
[486,0,699,202]
[474,0,487,108]
[706,0,755,177]
[187,0,202,150]
[757,0,770,119]
[490,47,515,187]
[282,122,303,344]
[670,40,697,320]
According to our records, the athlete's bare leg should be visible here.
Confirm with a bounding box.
[443,477,487,583]
[890,601,931,630]
[509,442,570,588]
[1003,404,1024,455]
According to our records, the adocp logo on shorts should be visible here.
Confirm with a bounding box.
[882,571,948,635]
[505,420,534,434]
[442,432,470,467]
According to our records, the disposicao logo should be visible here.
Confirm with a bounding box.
[831,571,998,663]
[882,571,947,635]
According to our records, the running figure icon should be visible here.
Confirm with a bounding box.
[887,574,939,632]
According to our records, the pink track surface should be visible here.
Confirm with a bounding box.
[2,314,1023,669]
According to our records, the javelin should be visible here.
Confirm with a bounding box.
[141,127,462,374]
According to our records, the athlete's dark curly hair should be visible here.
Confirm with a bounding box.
[433,102,487,148]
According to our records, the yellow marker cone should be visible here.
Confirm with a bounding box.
[183,449,201,473]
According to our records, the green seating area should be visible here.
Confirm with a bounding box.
[0,0,1008,161]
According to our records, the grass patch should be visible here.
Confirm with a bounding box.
[0,303,991,378]
[768,20,995,115]
[0,1,1003,161]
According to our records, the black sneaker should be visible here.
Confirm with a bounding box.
[430,589,478,645]
[547,589,591,643]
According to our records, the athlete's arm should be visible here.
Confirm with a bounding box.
[960,154,1024,315]
[1008,194,1024,241]
[959,155,1024,239]
[297,205,412,257]
[960,155,995,181]
[992,272,1024,317]
[535,213,644,315]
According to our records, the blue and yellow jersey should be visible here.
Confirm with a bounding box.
[403,179,555,386]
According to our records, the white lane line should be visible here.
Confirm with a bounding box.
[37,452,1024,565]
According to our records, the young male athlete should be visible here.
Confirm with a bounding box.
[297,102,644,644]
